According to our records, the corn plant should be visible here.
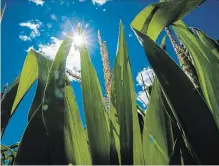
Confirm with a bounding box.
[1,0,219,165]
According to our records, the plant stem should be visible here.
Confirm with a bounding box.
[66,70,81,82]
[165,27,199,88]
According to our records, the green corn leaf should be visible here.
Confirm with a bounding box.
[14,51,57,165]
[14,103,51,165]
[41,34,76,164]
[1,50,38,135]
[15,45,92,164]
[169,138,182,165]
[173,21,219,126]
[80,43,110,164]
[109,120,120,165]
[109,105,121,165]
[193,27,219,60]
[132,28,219,164]
[110,21,144,165]
[143,78,174,165]
[1,76,20,135]
[64,85,92,164]
[130,0,204,41]
[28,51,53,120]
[11,51,38,114]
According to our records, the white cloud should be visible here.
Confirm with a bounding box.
[47,23,52,28]
[29,0,44,6]
[85,23,89,28]
[37,37,81,82]
[19,20,42,38]
[19,35,32,41]
[50,14,57,20]
[136,67,155,108]
[92,0,108,5]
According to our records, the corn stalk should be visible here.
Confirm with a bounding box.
[165,27,199,88]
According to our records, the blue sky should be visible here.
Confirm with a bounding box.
[1,0,219,145]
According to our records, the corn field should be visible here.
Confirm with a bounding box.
[1,0,219,165]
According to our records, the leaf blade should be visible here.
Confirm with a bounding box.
[132,28,219,164]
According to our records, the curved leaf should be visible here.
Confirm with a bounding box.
[131,0,204,41]
[11,51,38,114]
[193,27,219,59]
[28,51,52,120]
[14,104,51,165]
[1,76,19,134]
[1,50,38,135]
[173,21,219,126]
[16,44,91,164]
[132,28,219,164]
[14,51,57,165]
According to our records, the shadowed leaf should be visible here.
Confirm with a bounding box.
[173,21,219,126]
[143,78,174,165]
[132,28,219,164]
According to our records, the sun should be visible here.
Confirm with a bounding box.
[73,34,84,46]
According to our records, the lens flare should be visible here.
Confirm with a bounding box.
[74,34,84,46]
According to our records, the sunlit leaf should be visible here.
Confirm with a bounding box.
[64,85,92,164]
[173,21,219,126]
[110,21,144,165]
[193,27,219,59]
[15,50,58,165]
[41,34,78,164]
[80,43,110,164]
[1,50,38,135]
[131,0,204,41]
[11,51,38,114]
[27,51,52,120]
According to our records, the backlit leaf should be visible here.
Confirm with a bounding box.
[131,0,204,41]
[173,21,219,126]
[110,21,144,165]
